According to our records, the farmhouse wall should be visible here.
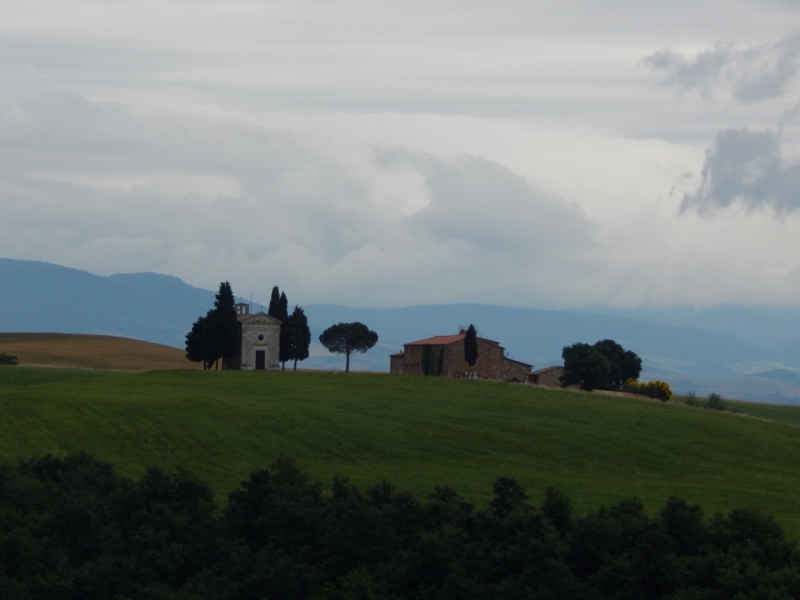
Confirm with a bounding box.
[393,333,531,381]
[390,353,404,374]
[443,338,505,379]
[502,357,532,382]
[529,366,564,387]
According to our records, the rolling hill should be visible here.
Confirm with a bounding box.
[0,333,200,370]
[2,367,800,535]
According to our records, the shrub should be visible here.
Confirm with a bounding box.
[707,392,727,411]
[686,391,698,406]
[0,353,18,366]
[622,378,673,402]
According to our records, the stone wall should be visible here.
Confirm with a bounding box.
[390,354,404,374]
[530,366,564,387]
[502,358,531,382]
[441,339,505,379]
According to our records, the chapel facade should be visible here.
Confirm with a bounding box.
[227,303,282,370]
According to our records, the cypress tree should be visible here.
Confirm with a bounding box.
[210,282,239,370]
[267,286,281,318]
[278,292,290,370]
[286,305,311,371]
[464,324,478,378]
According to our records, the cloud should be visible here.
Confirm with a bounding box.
[645,36,800,101]
[0,89,604,307]
[4,87,800,309]
[681,128,800,214]
[380,151,594,256]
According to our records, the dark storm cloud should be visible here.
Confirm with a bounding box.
[681,128,800,214]
[645,36,800,101]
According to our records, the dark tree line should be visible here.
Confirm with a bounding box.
[0,352,18,365]
[3,452,799,600]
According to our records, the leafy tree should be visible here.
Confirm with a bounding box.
[542,486,573,534]
[463,324,478,377]
[285,305,311,371]
[319,322,379,372]
[592,339,642,390]
[560,343,611,391]
[489,477,528,518]
[707,391,727,410]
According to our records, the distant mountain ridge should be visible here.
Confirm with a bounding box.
[1,258,799,403]
[0,259,215,348]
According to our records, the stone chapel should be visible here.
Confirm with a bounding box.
[228,303,282,370]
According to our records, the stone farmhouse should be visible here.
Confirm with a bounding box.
[390,333,532,381]
[225,303,281,370]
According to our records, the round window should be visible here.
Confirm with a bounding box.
[257,334,264,341]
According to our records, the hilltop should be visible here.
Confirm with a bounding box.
[0,333,200,370]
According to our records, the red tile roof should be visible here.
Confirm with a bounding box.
[404,334,500,347]
[389,351,404,357]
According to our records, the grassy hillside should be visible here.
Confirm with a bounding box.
[2,367,800,534]
[0,333,201,370]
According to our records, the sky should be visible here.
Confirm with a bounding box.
[1,0,799,309]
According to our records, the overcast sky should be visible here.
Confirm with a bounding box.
[2,0,800,308]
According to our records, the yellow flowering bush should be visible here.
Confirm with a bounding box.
[622,378,672,402]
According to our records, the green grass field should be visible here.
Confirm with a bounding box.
[3,366,800,534]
